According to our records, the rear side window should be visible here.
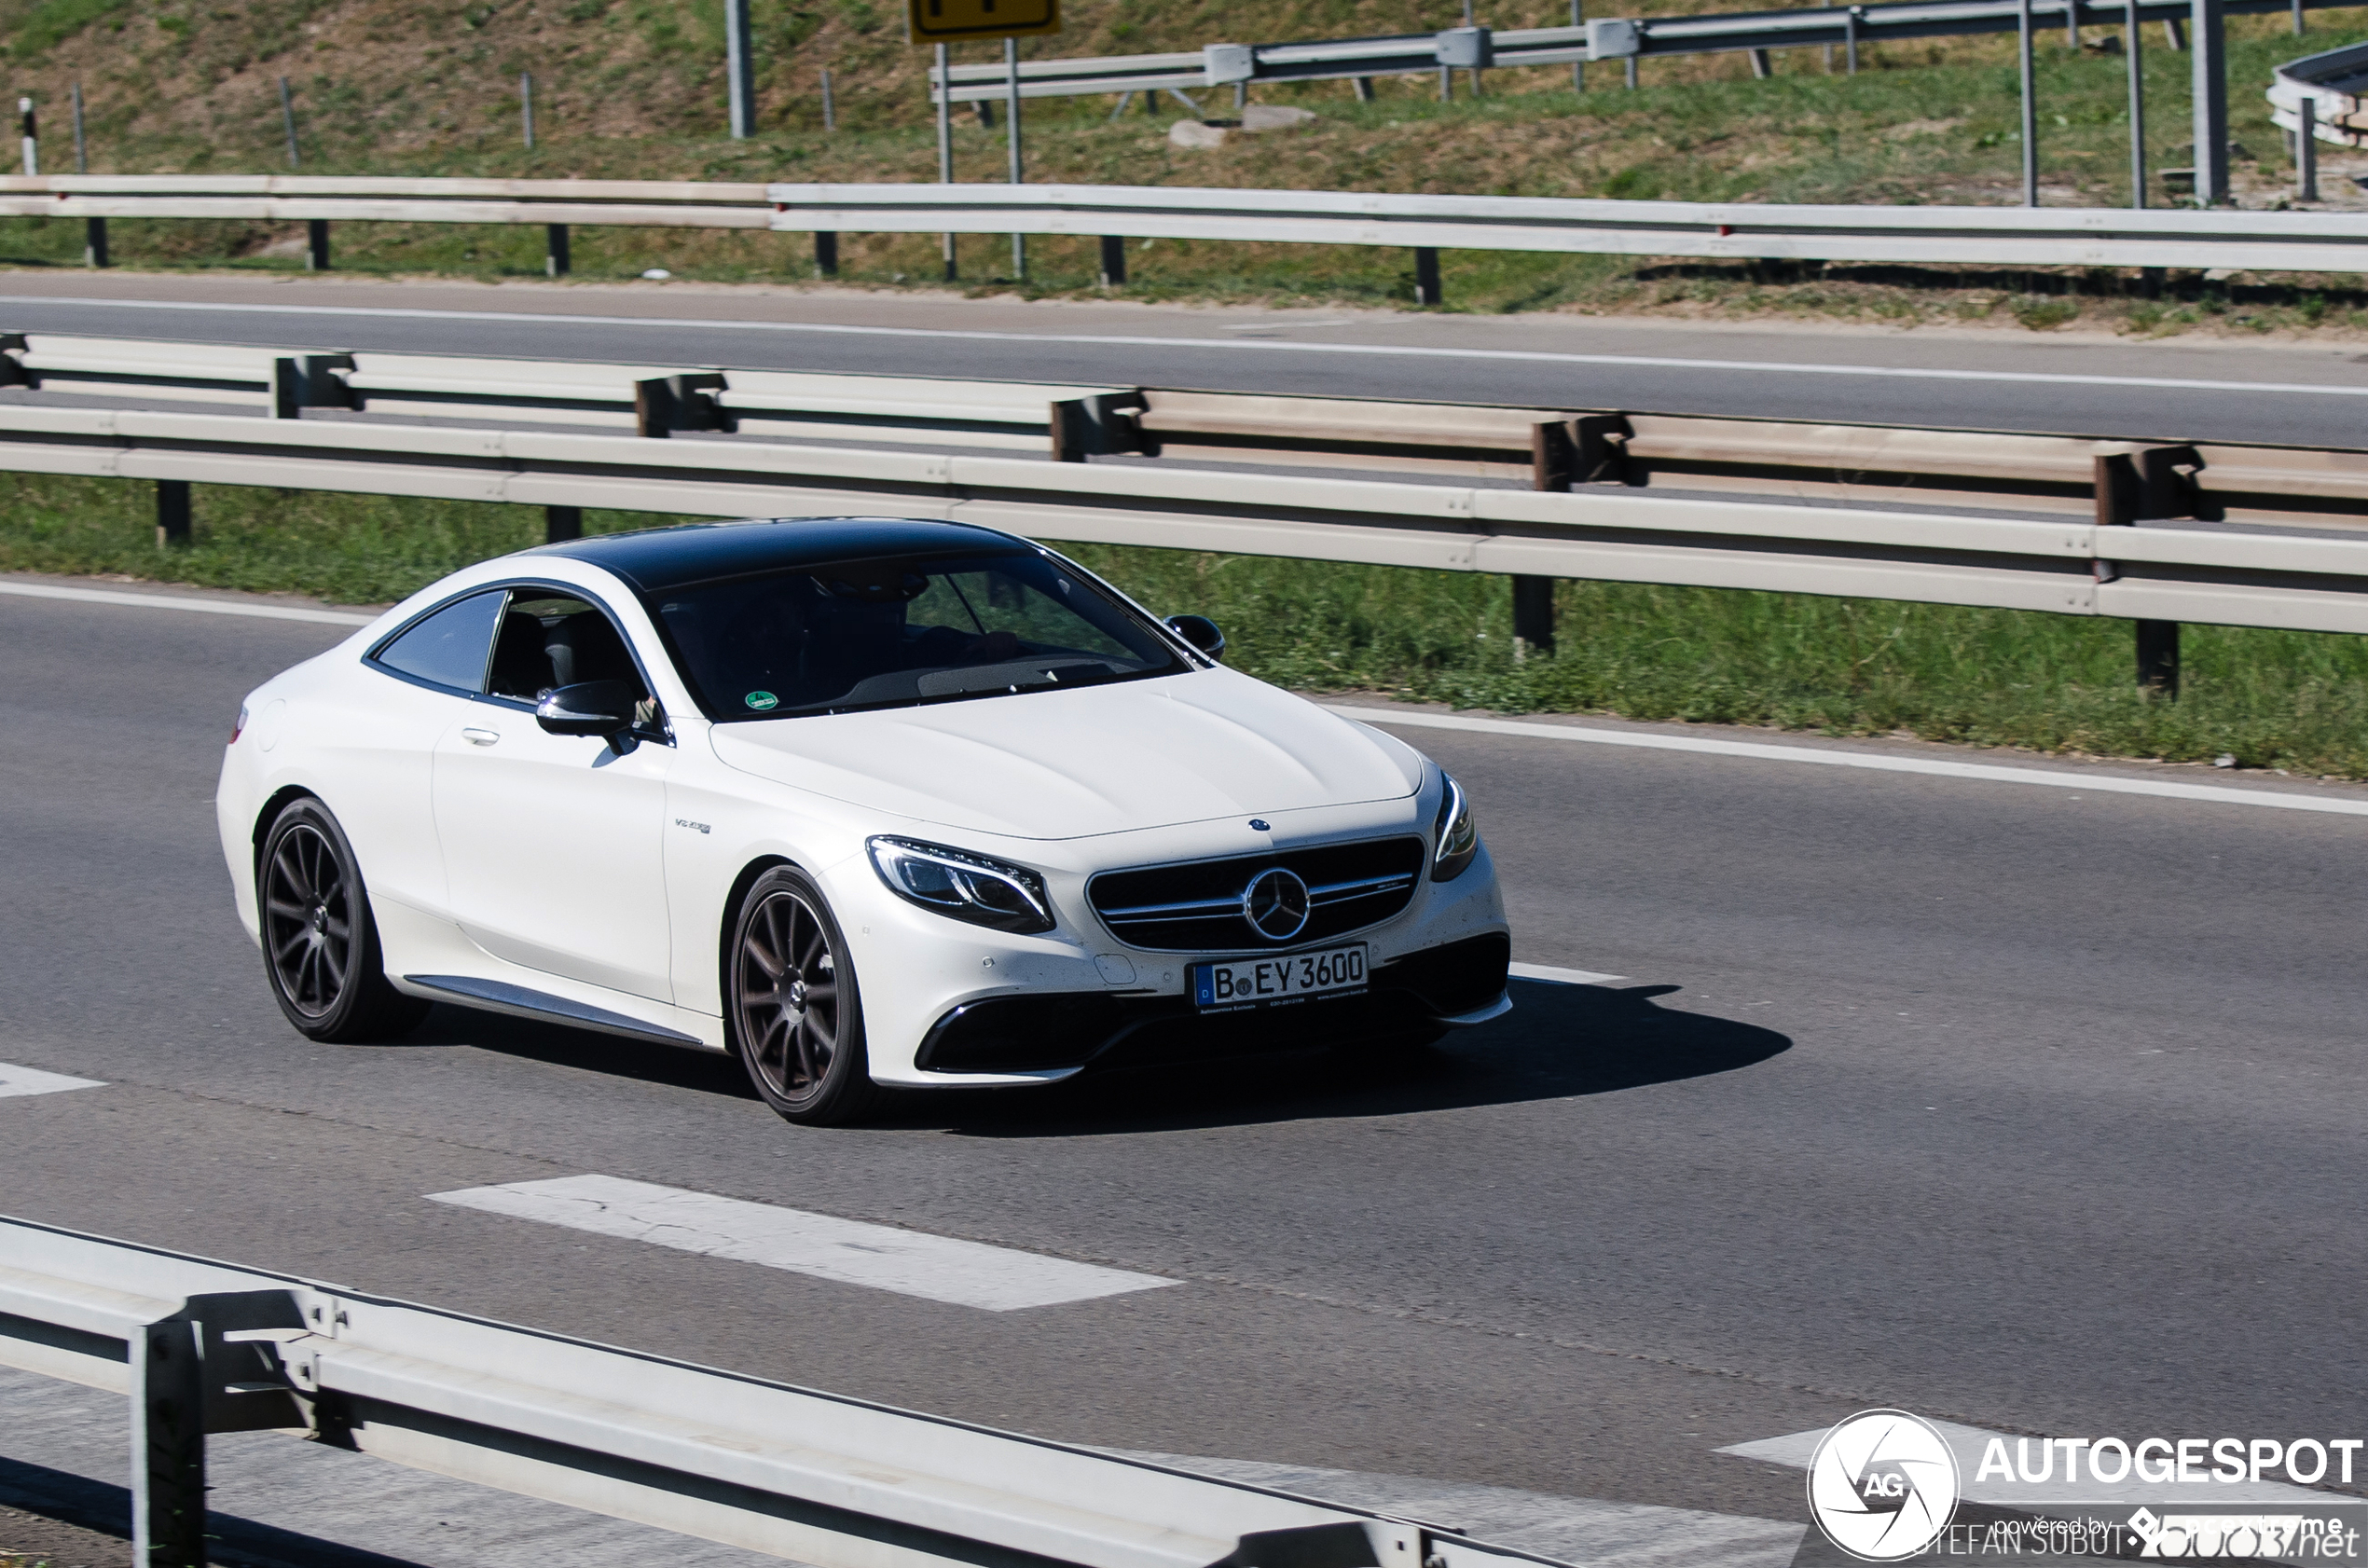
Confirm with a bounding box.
[371,590,504,694]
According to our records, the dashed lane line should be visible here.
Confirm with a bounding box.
[428,1173,1179,1312]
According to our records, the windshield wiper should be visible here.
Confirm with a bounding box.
[916,660,1122,698]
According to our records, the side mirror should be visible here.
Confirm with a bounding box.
[537,680,643,752]
[1165,614,1225,663]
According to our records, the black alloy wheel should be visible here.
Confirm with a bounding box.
[258,799,427,1042]
[729,867,876,1125]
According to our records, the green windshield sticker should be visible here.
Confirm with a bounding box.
[744,690,778,711]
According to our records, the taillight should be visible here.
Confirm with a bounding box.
[230,705,248,745]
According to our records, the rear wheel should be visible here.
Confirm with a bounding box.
[258,798,428,1043]
[727,867,878,1126]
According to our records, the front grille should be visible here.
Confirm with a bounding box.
[1087,836,1425,953]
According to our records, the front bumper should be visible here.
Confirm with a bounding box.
[914,932,1511,1076]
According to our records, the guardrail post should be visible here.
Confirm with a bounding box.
[1412,247,1441,306]
[2297,95,2319,200]
[633,373,725,438]
[2097,450,2182,698]
[1511,577,1556,657]
[85,216,107,268]
[545,505,584,543]
[934,42,957,283]
[1355,76,1375,100]
[1513,419,1576,657]
[2163,14,2183,46]
[2126,0,2146,207]
[1099,234,1126,287]
[815,230,839,278]
[131,1317,207,1567]
[2017,0,2038,204]
[545,222,570,277]
[1051,392,1148,461]
[156,481,191,548]
[2190,0,2227,203]
[725,0,755,138]
[305,219,329,271]
[1845,7,1861,72]
[1749,48,1771,76]
[2136,619,2179,695]
[278,76,299,169]
[271,358,301,420]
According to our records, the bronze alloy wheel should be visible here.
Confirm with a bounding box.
[730,867,875,1125]
[256,798,428,1043]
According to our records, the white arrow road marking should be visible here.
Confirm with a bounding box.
[1510,962,1628,985]
[0,1062,104,1098]
[428,1174,1179,1312]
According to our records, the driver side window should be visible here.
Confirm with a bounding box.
[485,593,651,707]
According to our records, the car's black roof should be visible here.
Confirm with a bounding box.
[531,516,1032,593]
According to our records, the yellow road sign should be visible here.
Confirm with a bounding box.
[908,0,1060,44]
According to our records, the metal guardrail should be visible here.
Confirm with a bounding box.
[0,1212,1566,1568]
[0,332,1133,448]
[5,174,2367,287]
[18,332,2368,535]
[926,0,2361,103]
[0,392,2365,640]
[763,182,2368,273]
[2268,38,2368,149]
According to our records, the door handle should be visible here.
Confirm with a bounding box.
[461,727,501,747]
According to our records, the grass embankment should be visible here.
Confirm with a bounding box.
[1,0,2365,331]
[8,473,2364,777]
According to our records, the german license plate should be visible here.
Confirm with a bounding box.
[1192,943,1368,1012]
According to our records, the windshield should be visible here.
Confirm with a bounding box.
[645,549,1191,721]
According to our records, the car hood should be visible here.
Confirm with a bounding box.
[708,670,1424,841]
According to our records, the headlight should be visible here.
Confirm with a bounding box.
[1430,771,1479,882]
[867,836,1056,935]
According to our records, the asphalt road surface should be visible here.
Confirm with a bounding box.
[2,272,2368,446]
[2,575,2362,1563]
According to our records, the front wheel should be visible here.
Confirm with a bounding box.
[258,798,428,1043]
[727,867,878,1126]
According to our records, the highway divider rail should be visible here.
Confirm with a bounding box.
[0,1212,1572,1568]
[928,0,2361,104]
[4,331,2368,694]
[3,176,2366,302]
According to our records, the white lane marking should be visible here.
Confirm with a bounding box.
[0,1062,105,1098]
[427,1174,1179,1312]
[1510,961,1628,985]
[1722,1422,2334,1507]
[0,579,376,626]
[1329,705,2368,819]
[0,294,2358,400]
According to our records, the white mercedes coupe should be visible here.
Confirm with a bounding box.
[217,517,1510,1123]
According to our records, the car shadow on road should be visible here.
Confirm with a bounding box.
[384,980,1788,1134]
[393,1005,763,1100]
[890,978,1792,1136]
